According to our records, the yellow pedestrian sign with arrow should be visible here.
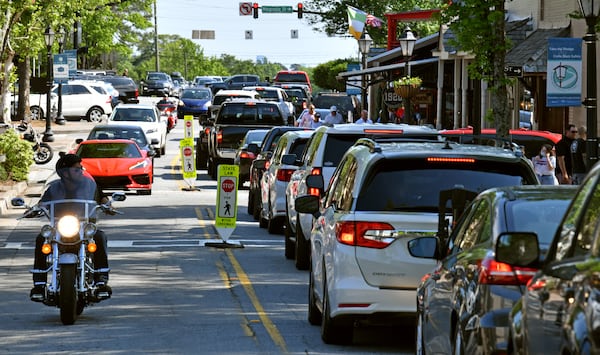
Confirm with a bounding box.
[179,138,197,188]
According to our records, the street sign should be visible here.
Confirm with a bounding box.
[291,29,298,39]
[504,65,523,77]
[183,115,194,139]
[215,164,239,241]
[261,5,293,13]
[383,88,402,109]
[239,2,253,15]
[245,30,253,40]
[64,49,78,77]
[53,54,69,83]
[179,138,197,188]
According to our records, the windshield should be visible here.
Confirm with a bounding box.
[88,127,148,147]
[357,159,534,212]
[182,89,211,99]
[218,103,284,125]
[112,108,156,122]
[78,142,142,158]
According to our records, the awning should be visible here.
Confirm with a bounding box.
[337,57,439,79]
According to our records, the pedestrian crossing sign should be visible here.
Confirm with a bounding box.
[215,164,239,240]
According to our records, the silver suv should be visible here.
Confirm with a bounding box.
[295,138,539,344]
[285,123,441,270]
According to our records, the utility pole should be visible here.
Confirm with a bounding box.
[154,0,159,72]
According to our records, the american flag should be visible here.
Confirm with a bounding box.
[366,14,382,28]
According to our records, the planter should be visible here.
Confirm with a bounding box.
[394,84,420,98]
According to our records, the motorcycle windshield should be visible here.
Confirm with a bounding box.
[40,199,99,221]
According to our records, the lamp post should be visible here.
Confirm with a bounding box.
[358,33,372,113]
[43,26,55,143]
[578,0,600,169]
[55,28,66,125]
[398,26,417,124]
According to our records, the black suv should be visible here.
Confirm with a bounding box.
[101,76,139,104]
[141,72,175,97]
[312,92,361,122]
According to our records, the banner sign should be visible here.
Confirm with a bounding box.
[546,37,582,107]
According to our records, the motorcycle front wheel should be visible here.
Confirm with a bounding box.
[33,143,53,165]
[59,264,78,325]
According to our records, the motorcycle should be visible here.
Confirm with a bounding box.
[11,193,125,325]
[16,121,53,165]
[156,100,178,133]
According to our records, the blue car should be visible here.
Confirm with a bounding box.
[177,88,212,121]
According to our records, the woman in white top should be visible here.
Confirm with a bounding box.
[531,144,558,185]
[296,105,315,128]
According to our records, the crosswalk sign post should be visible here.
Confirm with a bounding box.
[214,164,239,242]
[183,115,194,139]
[179,138,197,189]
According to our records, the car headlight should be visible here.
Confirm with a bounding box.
[57,215,80,240]
[146,128,158,134]
[129,160,149,170]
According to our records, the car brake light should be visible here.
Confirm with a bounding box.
[427,157,476,163]
[302,101,307,109]
[204,127,211,135]
[478,256,537,285]
[217,130,223,144]
[276,168,294,182]
[134,89,139,98]
[335,221,395,249]
[363,129,403,134]
[239,151,255,160]
[308,167,322,196]
[265,160,271,169]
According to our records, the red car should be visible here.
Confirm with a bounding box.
[74,139,153,195]
[441,127,562,158]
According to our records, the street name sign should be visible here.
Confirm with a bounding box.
[262,6,293,13]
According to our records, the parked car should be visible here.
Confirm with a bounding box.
[416,185,577,355]
[10,92,57,121]
[234,129,270,186]
[294,137,540,345]
[50,81,113,122]
[286,123,442,270]
[258,130,313,234]
[248,126,310,220]
[177,87,212,121]
[495,162,600,354]
[74,139,153,195]
[106,104,167,157]
[441,127,562,159]
[101,76,140,104]
[79,124,157,157]
[312,92,361,123]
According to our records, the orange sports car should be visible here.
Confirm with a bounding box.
[74,139,153,195]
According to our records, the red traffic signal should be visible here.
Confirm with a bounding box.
[253,3,259,19]
[297,3,303,19]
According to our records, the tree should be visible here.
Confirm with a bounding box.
[313,59,354,91]
[440,0,511,138]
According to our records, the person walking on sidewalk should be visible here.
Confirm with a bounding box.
[556,124,577,184]
[571,126,588,185]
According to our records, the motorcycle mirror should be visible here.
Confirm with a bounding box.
[11,197,25,207]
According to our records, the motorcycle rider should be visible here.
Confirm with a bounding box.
[30,153,112,301]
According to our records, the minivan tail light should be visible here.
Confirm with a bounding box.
[217,130,223,144]
[335,221,395,249]
[276,168,295,182]
[134,89,139,98]
[478,255,537,285]
[308,167,322,196]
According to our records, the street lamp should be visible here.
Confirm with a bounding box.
[358,33,372,113]
[398,26,417,123]
[55,27,67,125]
[43,26,55,143]
[578,0,600,169]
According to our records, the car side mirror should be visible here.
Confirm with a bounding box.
[75,138,83,144]
[496,232,540,267]
[281,154,298,166]
[247,143,260,155]
[253,159,266,170]
[295,195,320,217]
[305,174,324,190]
[407,237,439,259]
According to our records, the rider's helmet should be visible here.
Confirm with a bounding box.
[56,153,82,171]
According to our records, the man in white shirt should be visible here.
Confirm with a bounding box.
[323,106,344,126]
[355,110,373,124]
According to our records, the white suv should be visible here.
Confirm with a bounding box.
[295,138,539,344]
[285,123,441,270]
[51,81,113,122]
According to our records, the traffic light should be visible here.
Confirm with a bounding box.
[297,3,303,19]
[253,3,259,19]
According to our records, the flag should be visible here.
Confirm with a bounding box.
[347,5,367,40]
[366,14,383,28]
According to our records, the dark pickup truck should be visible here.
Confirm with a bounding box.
[206,99,288,179]
[209,74,270,95]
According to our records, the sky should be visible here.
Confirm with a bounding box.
[156,0,360,68]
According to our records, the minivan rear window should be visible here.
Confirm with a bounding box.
[356,159,535,212]
[218,103,284,125]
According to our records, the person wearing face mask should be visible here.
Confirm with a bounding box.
[532,144,558,185]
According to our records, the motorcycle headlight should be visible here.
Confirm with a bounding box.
[83,223,97,238]
[40,224,55,238]
[57,215,80,239]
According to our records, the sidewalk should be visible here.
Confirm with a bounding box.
[0,119,90,216]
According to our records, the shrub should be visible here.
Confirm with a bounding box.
[0,129,33,181]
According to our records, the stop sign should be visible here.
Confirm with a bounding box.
[186,121,192,127]
[183,147,193,156]
[222,179,235,192]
